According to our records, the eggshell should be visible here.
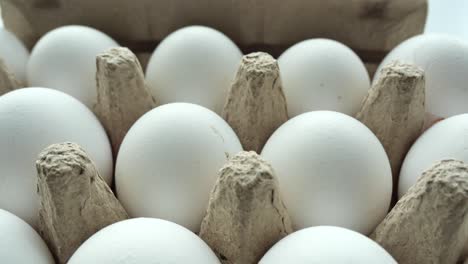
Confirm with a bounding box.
[0,88,112,226]
[145,26,242,114]
[399,114,468,197]
[259,226,396,263]
[261,111,392,234]
[68,218,220,264]
[0,28,29,83]
[116,103,242,232]
[278,39,370,117]
[375,34,468,117]
[0,209,54,263]
[27,25,118,108]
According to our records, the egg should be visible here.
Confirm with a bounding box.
[68,218,220,263]
[27,25,118,108]
[278,39,370,117]
[0,88,112,226]
[145,26,242,114]
[261,111,392,234]
[0,209,54,263]
[116,103,242,232]
[0,28,29,83]
[375,34,468,118]
[259,226,396,263]
[399,114,468,197]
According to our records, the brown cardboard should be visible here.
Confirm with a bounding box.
[1,0,427,66]
[94,47,157,159]
[222,52,288,153]
[37,142,128,264]
[356,61,426,205]
[371,159,468,263]
[199,151,293,264]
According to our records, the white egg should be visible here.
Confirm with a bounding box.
[259,226,396,263]
[375,34,468,118]
[116,103,242,232]
[399,114,468,197]
[145,26,242,114]
[261,111,392,234]
[0,209,54,263]
[0,88,112,226]
[0,28,29,83]
[27,25,118,108]
[68,218,220,264]
[278,39,370,117]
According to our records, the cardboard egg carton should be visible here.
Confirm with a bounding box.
[1,0,427,75]
[1,46,464,263]
[29,48,468,263]
[4,1,467,263]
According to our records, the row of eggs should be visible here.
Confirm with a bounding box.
[1,25,468,262]
[2,24,468,119]
[1,24,367,116]
[1,208,396,263]
[0,87,467,263]
[0,88,389,234]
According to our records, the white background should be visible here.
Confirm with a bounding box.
[425,0,468,40]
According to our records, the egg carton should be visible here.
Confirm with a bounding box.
[2,1,467,264]
[1,43,467,263]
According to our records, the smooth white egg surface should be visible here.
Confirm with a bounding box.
[261,111,392,234]
[145,26,242,114]
[68,218,221,264]
[0,88,112,226]
[278,39,370,117]
[259,226,396,263]
[0,209,54,263]
[0,28,30,83]
[116,103,242,232]
[399,114,468,197]
[27,25,118,108]
[375,34,468,118]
